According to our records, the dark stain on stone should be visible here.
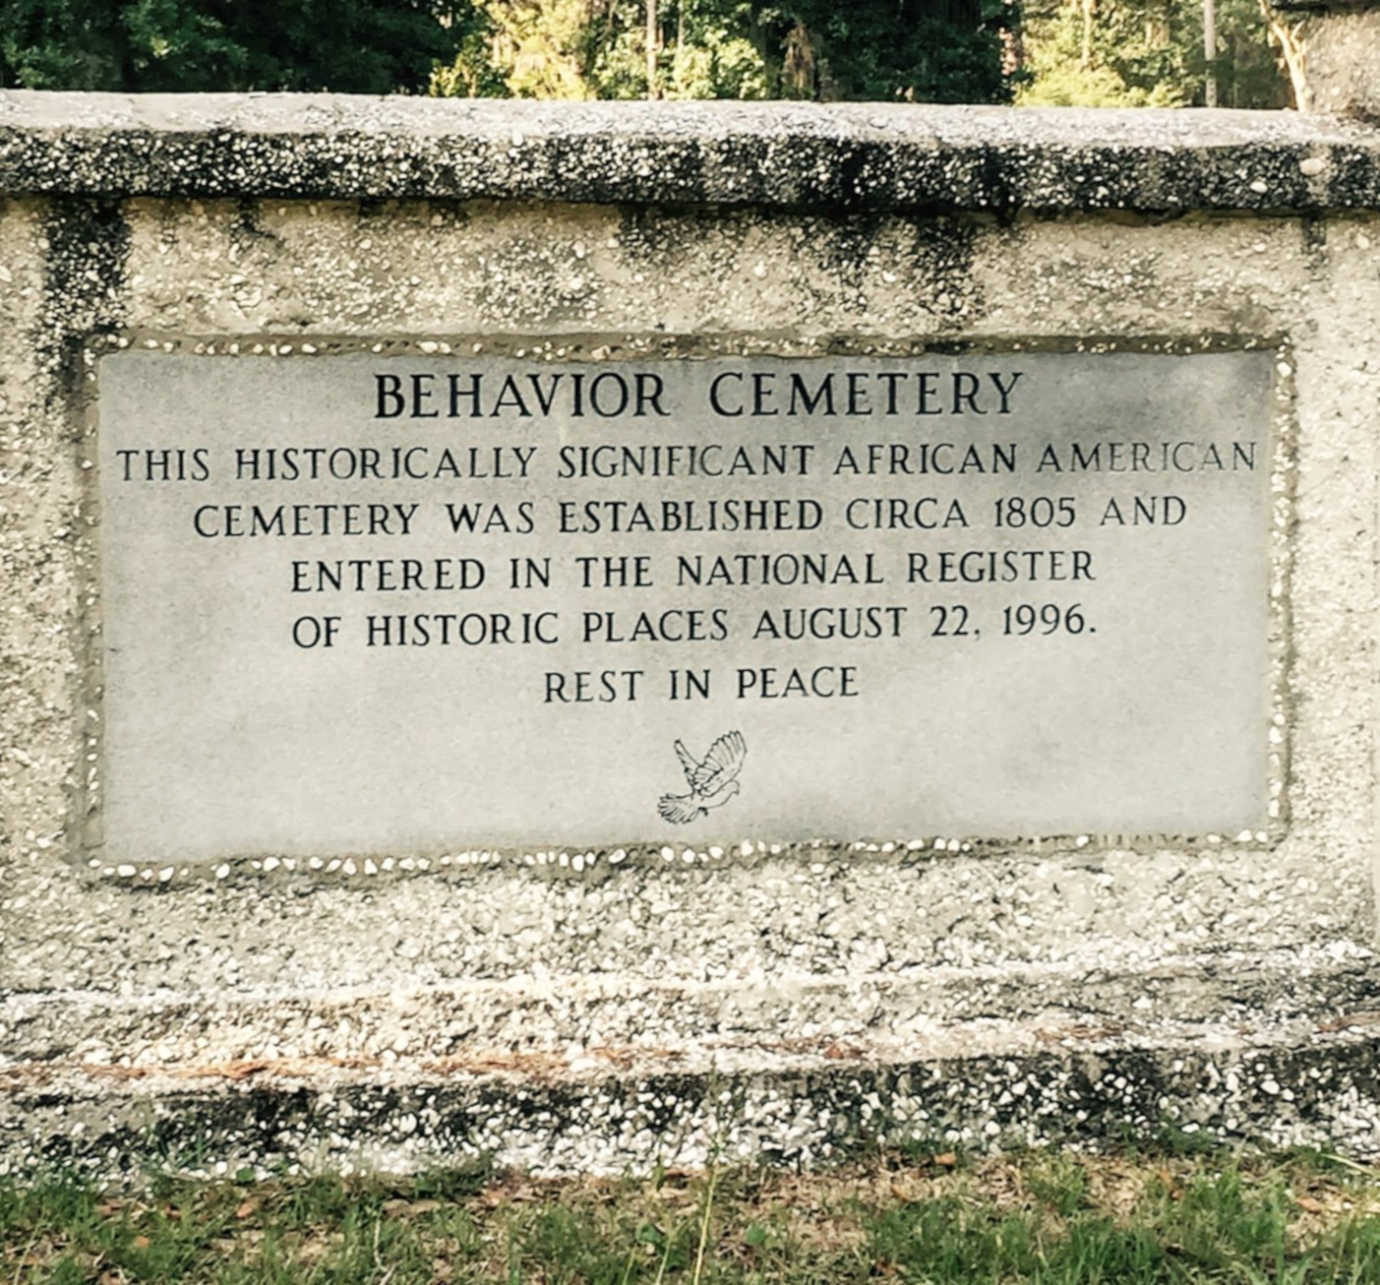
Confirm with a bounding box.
[975,148,1018,225]
[4,110,1380,215]
[231,197,265,239]
[1301,214,1328,261]
[37,197,129,417]
[806,212,982,325]
[13,1028,1380,1183]
[831,143,876,211]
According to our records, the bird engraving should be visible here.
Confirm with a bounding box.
[657,730,747,824]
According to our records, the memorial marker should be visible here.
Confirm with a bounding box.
[95,347,1274,861]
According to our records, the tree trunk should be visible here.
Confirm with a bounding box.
[995,0,1024,77]
[1080,0,1094,69]
[646,0,658,98]
[1258,0,1309,109]
[1203,0,1218,106]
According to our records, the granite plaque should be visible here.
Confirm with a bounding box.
[95,347,1275,861]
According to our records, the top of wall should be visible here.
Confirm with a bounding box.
[0,92,1378,215]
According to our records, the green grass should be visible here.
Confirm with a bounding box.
[4,1145,1380,1282]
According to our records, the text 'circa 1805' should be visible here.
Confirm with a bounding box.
[96,350,1274,860]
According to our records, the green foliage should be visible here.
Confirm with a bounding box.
[430,0,1011,103]
[0,0,123,90]
[2,0,1009,102]
[1020,59,1185,105]
[752,0,1012,102]
[666,25,770,99]
[0,0,1292,105]
[1017,0,1289,108]
[1026,1153,1092,1215]
[0,0,483,93]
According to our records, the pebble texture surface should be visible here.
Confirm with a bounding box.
[1269,3,1380,117]
[0,93,1378,211]
[3,95,1380,1178]
[1301,11,1380,117]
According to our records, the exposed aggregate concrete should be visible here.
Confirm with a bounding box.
[1269,5,1380,117]
[0,94,1378,213]
[3,100,1380,1178]
[8,1032,1380,1182]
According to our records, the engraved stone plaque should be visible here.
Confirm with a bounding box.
[95,347,1275,861]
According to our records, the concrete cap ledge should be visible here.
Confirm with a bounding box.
[1,92,1379,214]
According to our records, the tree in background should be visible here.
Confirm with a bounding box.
[759,0,1012,101]
[0,0,481,93]
[1015,0,1289,106]
[432,0,1013,103]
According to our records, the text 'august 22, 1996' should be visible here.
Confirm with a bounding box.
[97,349,1274,858]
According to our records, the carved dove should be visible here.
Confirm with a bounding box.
[657,730,747,824]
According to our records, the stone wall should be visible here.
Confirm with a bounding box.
[1269,0,1380,117]
[3,94,1380,1179]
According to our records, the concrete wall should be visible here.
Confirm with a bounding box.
[4,95,1380,1178]
[1270,0,1380,117]
[1301,10,1380,116]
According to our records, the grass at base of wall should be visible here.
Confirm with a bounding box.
[4,1142,1380,1283]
